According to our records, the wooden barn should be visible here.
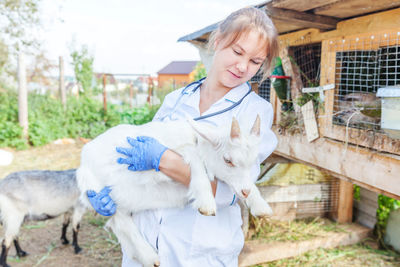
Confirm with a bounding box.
[157,60,199,89]
[179,0,400,232]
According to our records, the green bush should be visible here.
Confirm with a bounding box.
[0,90,160,149]
[120,104,159,125]
[28,94,69,146]
[375,195,400,248]
[0,90,28,149]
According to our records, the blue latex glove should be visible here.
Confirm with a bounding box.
[116,136,168,172]
[86,186,117,216]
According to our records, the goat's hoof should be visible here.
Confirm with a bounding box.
[74,246,82,254]
[17,250,28,257]
[198,208,216,216]
[250,204,273,218]
[153,260,160,267]
[61,238,69,245]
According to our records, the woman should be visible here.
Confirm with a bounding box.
[88,7,279,267]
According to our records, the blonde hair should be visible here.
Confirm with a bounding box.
[208,7,278,82]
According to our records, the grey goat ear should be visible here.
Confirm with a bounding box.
[230,117,241,139]
[250,115,261,137]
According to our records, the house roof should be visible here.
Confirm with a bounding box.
[94,72,117,84]
[157,61,198,75]
[178,0,400,43]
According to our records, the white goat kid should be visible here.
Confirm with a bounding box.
[0,169,86,267]
[77,116,272,267]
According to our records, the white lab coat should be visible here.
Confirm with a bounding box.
[122,81,277,267]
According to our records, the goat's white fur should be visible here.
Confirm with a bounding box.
[77,117,272,267]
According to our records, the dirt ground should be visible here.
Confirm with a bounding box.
[1,139,123,267]
[3,214,121,267]
[1,141,399,267]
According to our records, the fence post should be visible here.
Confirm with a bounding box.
[147,77,154,106]
[129,82,133,108]
[18,52,28,139]
[103,74,107,113]
[59,56,66,110]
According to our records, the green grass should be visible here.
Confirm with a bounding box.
[23,221,47,229]
[87,213,108,228]
[254,243,400,267]
[249,217,346,242]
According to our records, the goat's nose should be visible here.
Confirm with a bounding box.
[241,189,250,198]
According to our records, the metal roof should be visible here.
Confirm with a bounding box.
[157,61,198,75]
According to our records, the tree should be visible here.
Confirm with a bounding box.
[193,62,207,81]
[70,45,94,94]
[27,51,57,87]
[0,0,43,76]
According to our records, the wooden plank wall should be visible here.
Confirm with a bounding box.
[354,188,379,229]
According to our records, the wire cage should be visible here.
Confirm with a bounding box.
[289,43,322,88]
[250,71,271,102]
[257,163,340,219]
[273,43,322,135]
[331,33,400,132]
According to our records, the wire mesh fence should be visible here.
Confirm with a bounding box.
[258,163,340,217]
[273,31,400,151]
[330,34,400,131]
[290,43,321,87]
[250,71,271,102]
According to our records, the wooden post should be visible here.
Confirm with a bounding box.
[335,179,354,223]
[147,77,153,106]
[269,82,278,124]
[18,52,28,139]
[251,82,259,94]
[103,74,107,113]
[129,82,133,108]
[280,46,303,112]
[59,56,66,110]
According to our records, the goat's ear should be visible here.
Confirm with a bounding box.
[186,118,219,146]
[250,114,261,137]
[230,117,241,139]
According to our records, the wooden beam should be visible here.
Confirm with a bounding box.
[272,131,400,199]
[263,154,293,164]
[279,8,400,47]
[265,4,340,30]
[272,0,340,12]
[314,0,400,19]
[239,224,371,266]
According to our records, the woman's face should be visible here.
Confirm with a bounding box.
[212,30,267,89]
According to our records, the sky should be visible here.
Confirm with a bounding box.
[40,0,262,76]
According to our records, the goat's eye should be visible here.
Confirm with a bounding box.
[224,157,234,167]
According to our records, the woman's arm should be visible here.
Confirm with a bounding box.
[159,149,217,195]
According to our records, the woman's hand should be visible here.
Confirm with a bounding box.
[86,186,117,216]
[116,136,168,172]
